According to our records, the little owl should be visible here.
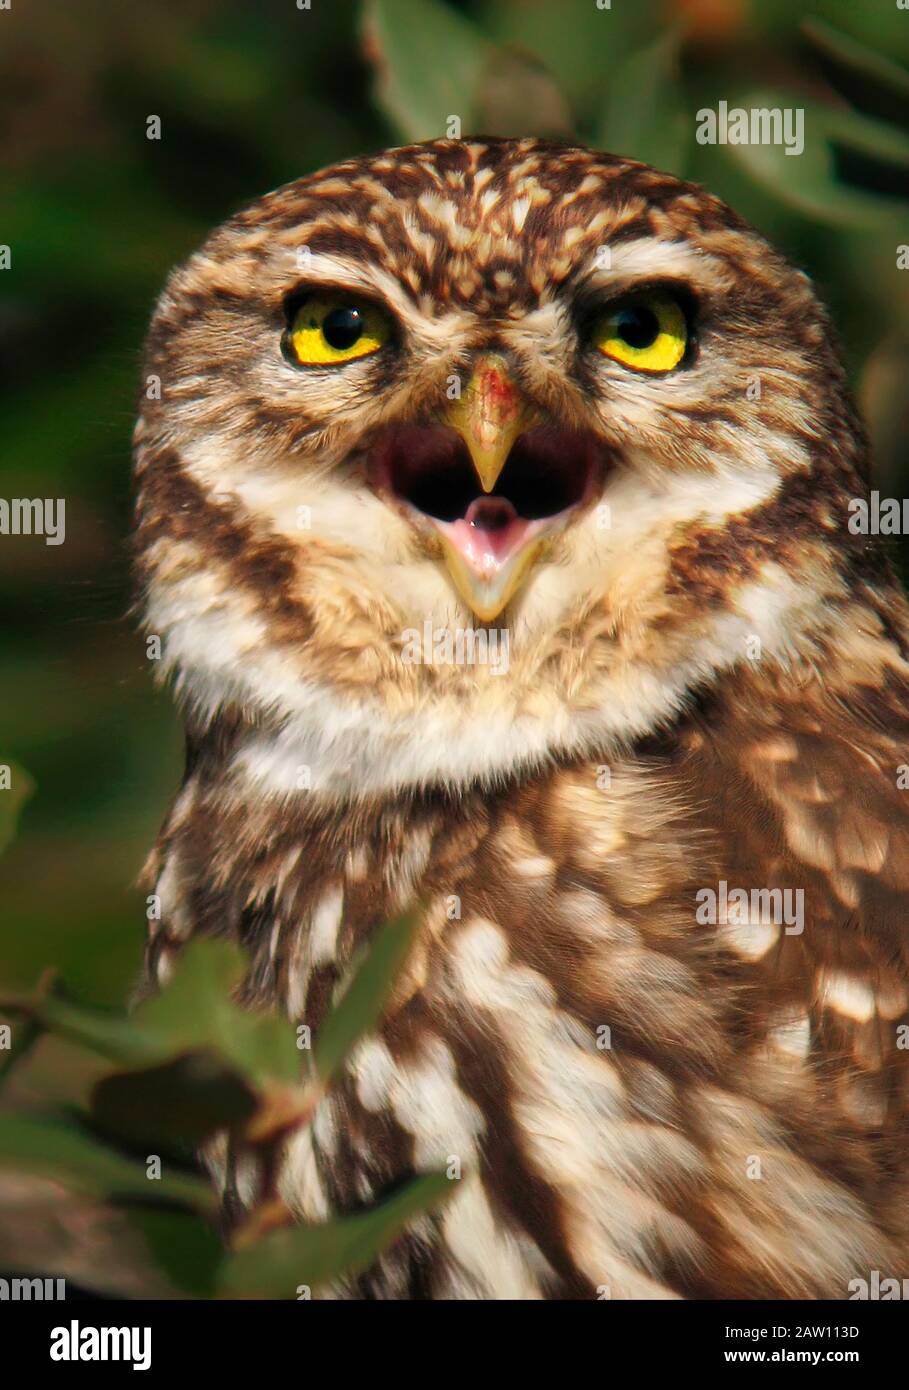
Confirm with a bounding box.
[133,138,909,1299]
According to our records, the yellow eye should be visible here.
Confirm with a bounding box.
[591,293,688,373]
[285,296,391,366]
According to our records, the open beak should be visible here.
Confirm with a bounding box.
[438,355,545,620]
[370,355,601,623]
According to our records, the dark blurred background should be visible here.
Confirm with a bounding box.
[1,0,908,1013]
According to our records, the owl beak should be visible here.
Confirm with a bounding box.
[435,520,549,622]
[444,354,534,493]
[437,356,542,618]
[371,388,600,624]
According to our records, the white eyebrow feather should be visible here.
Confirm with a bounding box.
[282,250,411,309]
[575,238,736,295]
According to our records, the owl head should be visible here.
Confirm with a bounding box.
[134,138,869,800]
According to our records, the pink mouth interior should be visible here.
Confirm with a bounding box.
[447,498,535,575]
[371,425,600,574]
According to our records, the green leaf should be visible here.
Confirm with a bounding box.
[7,940,301,1086]
[0,1110,216,1212]
[362,0,492,141]
[0,762,35,856]
[126,1208,224,1299]
[726,91,909,227]
[218,1170,452,1297]
[803,18,909,106]
[595,28,688,174]
[134,939,301,1086]
[314,911,419,1086]
[484,0,650,129]
[131,937,247,1053]
[21,993,167,1068]
[92,1050,258,1147]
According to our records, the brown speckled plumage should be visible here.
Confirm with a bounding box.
[134,138,909,1298]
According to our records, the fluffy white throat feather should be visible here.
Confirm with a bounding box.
[145,455,821,800]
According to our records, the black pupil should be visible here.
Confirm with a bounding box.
[615,305,659,349]
[322,306,363,350]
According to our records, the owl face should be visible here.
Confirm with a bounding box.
[135,138,865,798]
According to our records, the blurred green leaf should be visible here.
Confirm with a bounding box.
[484,0,649,130]
[92,1049,258,1147]
[130,938,246,1052]
[803,18,909,106]
[218,1169,452,1297]
[126,1207,224,1299]
[362,0,492,141]
[0,1110,216,1211]
[16,992,165,1067]
[314,910,419,1086]
[726,91,909,226]
[3,939,300,1085]
[596,28,688,174]
[0,762,35,856]
[135,939,301,1086]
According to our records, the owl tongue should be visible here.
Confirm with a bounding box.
[439,495,535,575]
[462,496,526,559]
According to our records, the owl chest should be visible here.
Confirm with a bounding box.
[221,795,725,1295]
[159,764,891,1297]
